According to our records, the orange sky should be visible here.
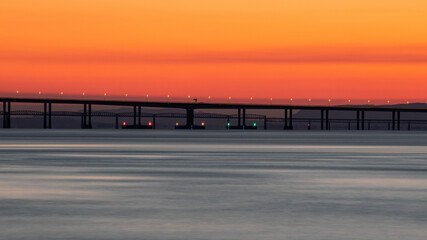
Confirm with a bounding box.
[1,0,426,101]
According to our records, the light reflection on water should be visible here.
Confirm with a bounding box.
[0,130,426,240]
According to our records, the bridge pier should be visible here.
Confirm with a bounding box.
[88,104,92,128]
[138,106,141,126]
[83,104,87,128]
[242,108,246,128]
[48,103,52,128]
[357,110,360,130]
[264,116,267,130]
[321,110,324,130]
[2,101,4,128]
[133,106,137,126]
[43,103,47,128]
[81,104,92,128]
[284,109,293,130]
[237,108,241,127]
[284,108,288,129]
[325,110,331,130]
[227,115,230,129]
[152,114,156,129]
[361,111,365,130]
[3,101,11,128]
[391,111,396,131]
[397,111,401,131]
[115,114,119,129]
[186,108,194,129]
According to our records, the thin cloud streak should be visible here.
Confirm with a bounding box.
[2,46,427,64]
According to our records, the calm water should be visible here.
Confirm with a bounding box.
[0,130,426,240]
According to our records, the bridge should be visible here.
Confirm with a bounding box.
[2,97,427,130]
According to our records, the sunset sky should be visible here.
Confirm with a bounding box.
[1,1,426,102]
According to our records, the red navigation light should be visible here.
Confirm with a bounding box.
[201,122,205,126]
[122,122,126,126]
[148,122,152,126]
[176,122,179,126]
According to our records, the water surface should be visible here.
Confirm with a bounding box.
[1,130,426,240]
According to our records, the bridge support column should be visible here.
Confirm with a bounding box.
[264,116,267,130]
[357,110,360,130]
[186,108,194,129]
[242,108,246,128]
[397,111,401,131]
[289,109,293,130]
[133,106,137,126]
[392,111,396,130]
[43,103,47,128]
[227,115,230,129]
[83,104,87,128]
[8,101,11,128]
[115,114,119,129]
[81,104,92,129]
[320,110,324,130]
[361,111,365,130]
[3,101,11,128]
[48,103,52,128]
[88,104,92,128]
[152,115,156,129]
[237,108,241,127]
[2,101,5,128]
[284,109,288,129]
[138,106,141,126]
[325,110,331,130]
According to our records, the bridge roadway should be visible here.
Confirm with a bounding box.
[2,97,427,130]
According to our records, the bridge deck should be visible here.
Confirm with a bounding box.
[1,97,426,112]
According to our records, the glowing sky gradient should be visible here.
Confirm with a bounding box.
[1,1,426,101]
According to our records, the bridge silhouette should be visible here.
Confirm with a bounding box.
[2,97,427,130]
